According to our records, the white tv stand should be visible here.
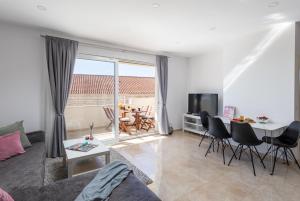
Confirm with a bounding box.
[182,113,204,135]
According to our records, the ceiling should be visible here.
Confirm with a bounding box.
[0,0,299,57]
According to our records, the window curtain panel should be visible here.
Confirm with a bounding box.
[45,36,78,157]
[156,55,171,135]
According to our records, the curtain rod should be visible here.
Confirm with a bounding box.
[40,34,168,58]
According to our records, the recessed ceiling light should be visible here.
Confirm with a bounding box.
[209,26,217,31]
[268,1,279,8]
[37,4,47,11]
[152,3,160,8]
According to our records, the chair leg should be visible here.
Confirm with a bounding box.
[288,148,300,169]
[221,140,225,165]
[284,148,289,166]
[262,146,272,161]
[271,147,279,175]
[249,146,256,176]
[198,131,207,147]
[205,138,214,157]
[227,139,237,159]
[254,146,266,169]
[238,145,244,160]
[228,145,240,166]
[217,141,220,152]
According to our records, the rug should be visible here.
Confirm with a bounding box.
[44,148,153,185]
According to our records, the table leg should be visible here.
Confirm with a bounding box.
[105,152,110,164]
[67,160,73,178]
[270,130,274,174]
[63,155,67,167]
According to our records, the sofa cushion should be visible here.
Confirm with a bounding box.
[0,121,31,148]
[0,142,45,193]
[0,131,25,161]
[0,187,14,201]
[11,172,160,201]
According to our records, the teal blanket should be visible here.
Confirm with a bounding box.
[75,161,132,201]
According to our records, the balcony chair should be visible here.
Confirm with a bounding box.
[103,106,132,134]
[141,106,155,132]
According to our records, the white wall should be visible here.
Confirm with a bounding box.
[187,50,223,115]
[167,56,188,129]
[0,22,45,132]
[295,22,300,121]
[187,23,296,124]
[223,23,295,123]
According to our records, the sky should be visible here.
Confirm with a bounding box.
[73,58,155,77]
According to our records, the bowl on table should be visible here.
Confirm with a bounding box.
[257,116,269,123]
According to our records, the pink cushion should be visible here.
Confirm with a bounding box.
[0,187,14,201]
[0,131,25,161]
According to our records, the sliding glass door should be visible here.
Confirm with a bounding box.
[65,55,157,141]
[65,57,118,141]
[118,62,157,140]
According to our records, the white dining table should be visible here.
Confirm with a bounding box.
[217,116,288,173]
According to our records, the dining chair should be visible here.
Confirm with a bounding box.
[198,111,210,147]
[228,121,266,176]
[261,121,300,175]
[205,117,237,164]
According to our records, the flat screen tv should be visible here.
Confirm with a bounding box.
[188,93,218,116]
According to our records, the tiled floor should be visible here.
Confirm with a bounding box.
[113,131,300,201]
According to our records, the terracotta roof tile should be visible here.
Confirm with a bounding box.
[70,74,155,96]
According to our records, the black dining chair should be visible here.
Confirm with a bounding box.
[198,111,210,147]
[262,121,300,175]
[205,117,237,164]
[228,121,266,176]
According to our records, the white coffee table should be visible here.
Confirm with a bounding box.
[63,138,110,178]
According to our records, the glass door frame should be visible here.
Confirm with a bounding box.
[77,53,120,141]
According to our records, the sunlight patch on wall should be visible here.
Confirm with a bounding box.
[223,22,292,92]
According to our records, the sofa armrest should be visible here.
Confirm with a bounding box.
[26,131,45,143]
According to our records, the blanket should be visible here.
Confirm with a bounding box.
[75,161,132,201]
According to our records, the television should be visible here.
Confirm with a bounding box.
[188,93,218,116]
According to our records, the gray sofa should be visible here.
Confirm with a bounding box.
[0,131,160,201]
[0,131,46,192]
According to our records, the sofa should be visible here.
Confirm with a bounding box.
[0,131,46,192]
[0,131,160,201]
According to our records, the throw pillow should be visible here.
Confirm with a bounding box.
[0,121,31,148]
[0,131,25,161]
[0,188,14,201]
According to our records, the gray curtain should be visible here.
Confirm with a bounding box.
[45,36,78,157]
[156,55,171,135]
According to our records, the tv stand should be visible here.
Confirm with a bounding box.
[182,113,204,135]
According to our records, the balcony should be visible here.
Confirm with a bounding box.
[65,96,156,140]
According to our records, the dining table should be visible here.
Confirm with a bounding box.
[120,108,144,130]
[218,116,288,174]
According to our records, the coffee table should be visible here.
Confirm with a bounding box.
[63,138,110,178]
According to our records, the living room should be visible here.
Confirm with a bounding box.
[1,1,300,201]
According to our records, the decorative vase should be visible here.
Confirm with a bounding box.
[89,122,94,140]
